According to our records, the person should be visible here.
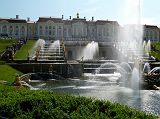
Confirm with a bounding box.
[13,75,21,86]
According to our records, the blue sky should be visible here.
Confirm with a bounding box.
[0,0,160,25]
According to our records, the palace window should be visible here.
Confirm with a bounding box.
[64,28,67,37]
[154,36,157,40]
[15,26,19,36]
[53,31,55,35]
[106,28,109,36]
[9,26,13,35]
[45,26,48,35]
[45,30,48,35]
[21,26,25,36]
[2,25,7,34]
[146,31,149,36]
[68,28,71,36]
[39,26,42,29]
[40,30,43,35]
[150,31,153,36]
[154,31,157,36]
[49,31,51,35]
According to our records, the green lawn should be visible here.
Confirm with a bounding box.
[0,64,22,82]
[0,39,16,53]
[14,40,36,60]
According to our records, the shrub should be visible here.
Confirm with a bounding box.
[0,87,157,119]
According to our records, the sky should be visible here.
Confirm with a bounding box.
[0,0,160,26]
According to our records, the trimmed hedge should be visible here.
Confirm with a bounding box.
[0,86,157,119]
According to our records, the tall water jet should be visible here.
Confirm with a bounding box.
[119,0,143,60]
[81,41,99,60]
[131,68,140,90]
[29,39,45,60]
[118,0,143,89]
[146,40,151,56]
[143,41,146,51]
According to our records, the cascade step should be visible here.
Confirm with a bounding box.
[38,56,64,58]
[39,54,64,56]
[34,41,66,62]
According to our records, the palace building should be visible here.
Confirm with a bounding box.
[143,25,160,42]
[36,13,119,42]
[0,14,160,43]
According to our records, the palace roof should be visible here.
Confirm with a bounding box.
[37,17,63,23]
[144,25,159,29]
[0,18,27,23]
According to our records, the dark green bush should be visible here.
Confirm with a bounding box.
[0,87,157,119]
[150,42,160,60]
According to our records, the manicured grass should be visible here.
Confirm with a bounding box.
[0,39,16,53]
[0,87,157,119]
[14,40,36,60]
[0,64,22,82]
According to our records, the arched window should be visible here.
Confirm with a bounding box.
[40,26,42,29]
[2,25,7,34]
[9,26,13,35]
[58,26,62,37]
[39,26,43,35]
[21,26,25,36]
[146,31,149,36]
[154,31,157,36]
[45,26,48,35]
[64,28,67,37]
[49,31,51,35]
[15,26,19,36]
[150,31,153,37]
